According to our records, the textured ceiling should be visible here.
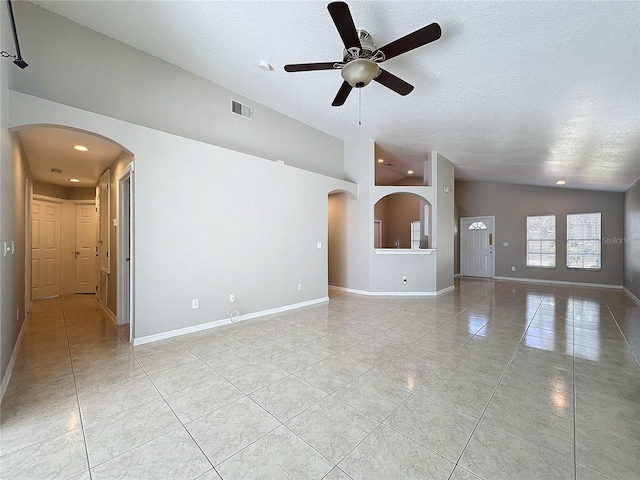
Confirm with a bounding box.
[32,0,640,191]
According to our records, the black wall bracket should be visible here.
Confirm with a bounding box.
[2,0,28,69]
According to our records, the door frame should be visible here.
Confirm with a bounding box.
[116,163,134,340]
[460,215,496,278]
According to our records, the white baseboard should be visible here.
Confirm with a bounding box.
[623,287,640,306]
[1,319,27,403]
[329,285,455,296]
[492,276,623,290]
[98,302,118,326]
[132,296,329,346]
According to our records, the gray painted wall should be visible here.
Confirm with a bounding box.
[435,154,455,292]
[10,92,356,341]
[12,1,344,179]
[455,180,624,286]
[1,2,31,389]
[337,146,452,295]
[624,178,640,299]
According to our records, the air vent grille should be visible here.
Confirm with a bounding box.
[231,100,253,120]
[51,168,62,174]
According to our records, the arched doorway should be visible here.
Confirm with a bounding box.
[12,124,135,340]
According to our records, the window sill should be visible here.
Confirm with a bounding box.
[374,249,435,255]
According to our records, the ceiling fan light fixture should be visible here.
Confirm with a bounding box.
[340,58,379,88]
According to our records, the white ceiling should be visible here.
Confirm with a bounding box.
[17,126,123,187]
[31,0,640,191]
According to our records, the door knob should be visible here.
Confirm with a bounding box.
[75,251,80,255]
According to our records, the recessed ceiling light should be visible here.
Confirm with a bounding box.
[377,158,384,163]
[69,178,80,183]
[556,180,566,185]
[407,170,414,175]
[73,145,89,152]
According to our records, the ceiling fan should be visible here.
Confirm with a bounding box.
[284,1,441,106]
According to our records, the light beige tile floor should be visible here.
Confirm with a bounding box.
[1,278,639,479]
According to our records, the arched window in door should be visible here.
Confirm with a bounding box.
[468,221,487,230]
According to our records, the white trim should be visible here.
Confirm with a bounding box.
[1,319,27,402]
[98,301,118,326]
[329,285,454,296]
[492,275,622,289]
[32,194,65,203]
[116,164,133,330]
[374,249,435,255]
[623,287,640,306]
[132,296,329,346]
[99,169,111,274]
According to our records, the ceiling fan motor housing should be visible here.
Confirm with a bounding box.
[341,30,381,88]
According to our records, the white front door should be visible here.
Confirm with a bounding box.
[75,204,98,293]
[32,199,61,299]
[460,216,494,278]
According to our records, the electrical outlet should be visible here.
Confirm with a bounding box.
[298,284,302,291]
[191,299,199,309]
[402,276,407,284]
[230,293,235,302]
[511,266,516,272]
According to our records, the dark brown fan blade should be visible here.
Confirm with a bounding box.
[377,23,441,61]
[373,69,414,96]
[284,62,338,72]
[332,81,352,106]
[328,2,361,50]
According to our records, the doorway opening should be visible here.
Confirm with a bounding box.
[13,124,135,342]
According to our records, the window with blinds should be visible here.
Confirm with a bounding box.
[527,215,556,267]
[567,212,601,269]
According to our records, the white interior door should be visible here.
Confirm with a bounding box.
[75,204,98,293]
[32,199,61,299]
[460,216,495,278]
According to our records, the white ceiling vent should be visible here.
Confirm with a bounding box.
[231,99,252,120]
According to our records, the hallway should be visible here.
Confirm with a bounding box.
[0,281,638,479]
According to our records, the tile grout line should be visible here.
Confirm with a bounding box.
[59,296,94,480]
[444,282,552,480]
[306,280,510,477]
[605,303,640,368]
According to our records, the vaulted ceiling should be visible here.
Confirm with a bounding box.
[31,1,640,191]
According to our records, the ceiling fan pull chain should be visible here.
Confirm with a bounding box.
[358,87,362,126]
